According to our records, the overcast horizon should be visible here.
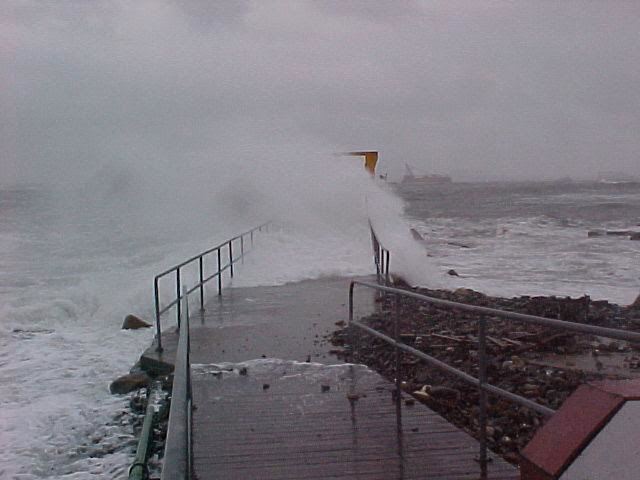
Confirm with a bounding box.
[2,1,640,185]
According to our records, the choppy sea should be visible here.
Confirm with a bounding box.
[1,179,639,478]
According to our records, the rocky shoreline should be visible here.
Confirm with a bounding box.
[329,284,640,464]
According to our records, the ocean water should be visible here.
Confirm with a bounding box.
[396,181,640,304]
[1,179,639,478]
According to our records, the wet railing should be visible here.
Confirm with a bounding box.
[153,222,269,352]
[161,287,192,480]
[369,220,390,285]
[348,280,640,477]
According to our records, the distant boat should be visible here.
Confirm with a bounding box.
[597,171,639,184]
[401,163,452,185]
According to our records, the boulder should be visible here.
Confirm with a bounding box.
[447,269,459,277]
[631,232,640,241]
[109,372,150,394]
[122,314,151,330]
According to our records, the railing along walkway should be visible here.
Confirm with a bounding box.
[187,277,518,480]
[348,280,640,478]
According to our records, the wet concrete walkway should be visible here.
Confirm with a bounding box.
[153,276,519,479]
[188,276,376,364]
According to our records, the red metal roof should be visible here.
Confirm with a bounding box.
[520,383,625,479]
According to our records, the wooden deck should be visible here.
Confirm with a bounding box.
[155,276,519,479]
[192,361,519,480]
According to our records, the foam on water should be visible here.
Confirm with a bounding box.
[402,183,640,304]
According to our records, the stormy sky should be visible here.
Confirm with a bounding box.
[2,0,640,185]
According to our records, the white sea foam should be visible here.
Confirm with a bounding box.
[410,215,640,304]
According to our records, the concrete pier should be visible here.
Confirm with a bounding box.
[150,276,519,479]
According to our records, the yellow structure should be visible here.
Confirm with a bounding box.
[344,151,378,176]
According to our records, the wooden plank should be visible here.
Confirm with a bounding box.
[191,361,518,480]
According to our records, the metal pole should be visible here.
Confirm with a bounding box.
[251,230,254,247]
[478,316,488,477]
[128,387,156,480]
[154,277,163,352]
[199,256,204,311]
[187,314,192,479]
[394,294,401,405]
[217,249,222,295]
[229,241,234,278]
[176,269,181,329]
[349,282,358,363]
[240,236,244,264]
[385,250,390,285]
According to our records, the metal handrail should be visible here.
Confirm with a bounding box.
[153,222,269,351]
[128,387,157,480]
[369,220,390,285]
[348,280,640,476]
[161,286,192,480]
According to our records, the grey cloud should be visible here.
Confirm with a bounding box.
[2,0,640,186]
[171,0,251,30]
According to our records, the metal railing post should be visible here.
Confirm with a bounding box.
[199,256,204,311]
[385,250,390,285]
[154,277,163,352]
[217,249,222,295]
[176,268,181,329]
[251,230,254,247]
[229,241,234,278]
[186,288,193,479]
[349,282,358,363]
[394,294,401,405]
[478,316,488,477]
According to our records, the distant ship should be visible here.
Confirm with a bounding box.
[401,163,452,185]
[597,171,639,184]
